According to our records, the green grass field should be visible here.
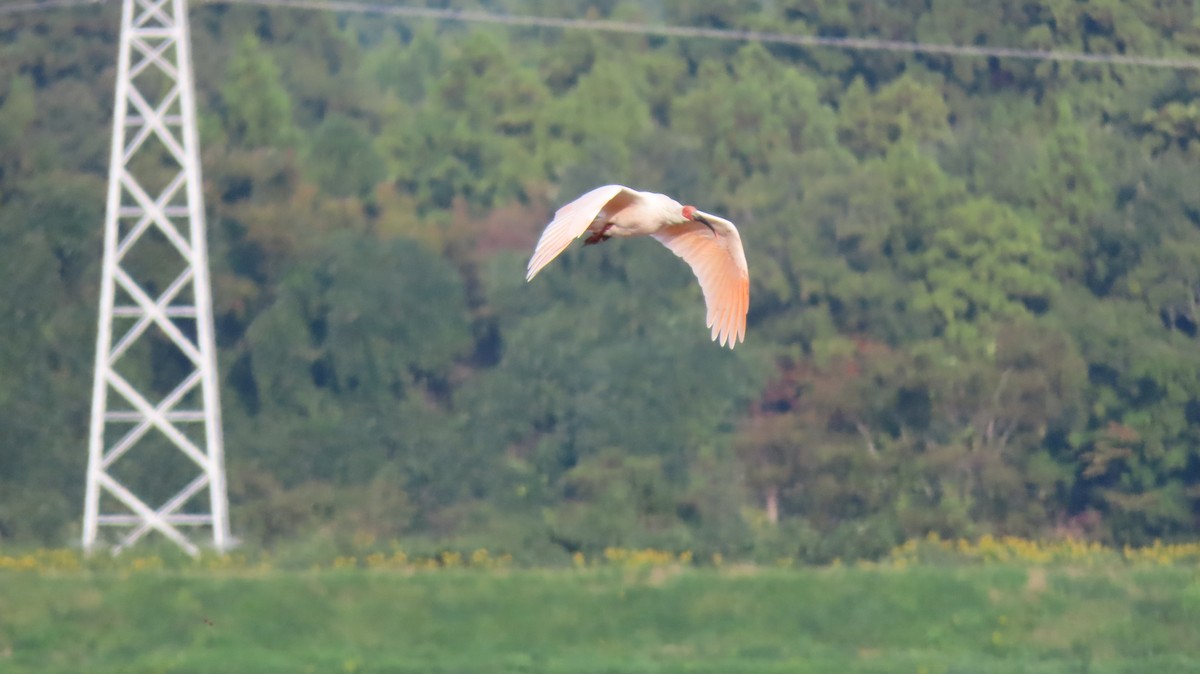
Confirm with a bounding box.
[3,562,1199,674]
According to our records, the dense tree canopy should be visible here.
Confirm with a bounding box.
[1,0,1199,561]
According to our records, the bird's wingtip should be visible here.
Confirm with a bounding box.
[711,328,744,349]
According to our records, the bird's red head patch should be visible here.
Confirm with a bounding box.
[682,205,697,221]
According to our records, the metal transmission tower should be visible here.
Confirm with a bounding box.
[83,0,230,556]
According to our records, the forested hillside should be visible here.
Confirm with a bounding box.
[2,0,1199,562]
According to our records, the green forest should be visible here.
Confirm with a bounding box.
[2,0,1200,563]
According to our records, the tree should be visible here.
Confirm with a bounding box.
[377,29,550,211]
[910,195,1057,349]
[305,113,385,199]
[458,245,760,550]
[222,34,296,148]
[838,74,951,157]
[230,232,473,505]
[0,76,35,187]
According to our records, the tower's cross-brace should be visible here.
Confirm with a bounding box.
[83,0,230,556]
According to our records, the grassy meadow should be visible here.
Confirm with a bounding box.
[2,539,1200,673]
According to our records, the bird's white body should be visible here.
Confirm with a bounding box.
[596,190,682,237]
[526,185,750,348]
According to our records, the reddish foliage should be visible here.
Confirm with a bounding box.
[470,198,554,259]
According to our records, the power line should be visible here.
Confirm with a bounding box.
[0,0,105,15]
[10,0,1200,71]
[202,0,1200,71]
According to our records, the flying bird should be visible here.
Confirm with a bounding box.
[526,185,749,348]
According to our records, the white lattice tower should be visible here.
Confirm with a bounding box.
[83,0,230,556]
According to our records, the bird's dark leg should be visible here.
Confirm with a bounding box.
[583,222,614,246]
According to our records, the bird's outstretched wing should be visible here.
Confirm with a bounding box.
[526,185,636,281]
[653,215,749,348]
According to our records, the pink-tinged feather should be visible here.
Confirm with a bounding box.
[526,184,631,281]
[653,220,749,349]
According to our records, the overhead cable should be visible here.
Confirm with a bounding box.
[12,0,1200,71]
[0,0,104,15]
[203,0,1200,71]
